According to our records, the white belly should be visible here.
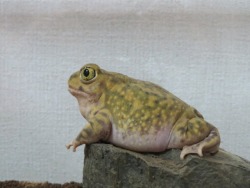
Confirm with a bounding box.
[108,125,171,152]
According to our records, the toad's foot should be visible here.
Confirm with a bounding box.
[66,140,82,152]
[180,142,219,160]
[180,143,203,160]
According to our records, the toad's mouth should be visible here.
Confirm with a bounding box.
[68,86,89,97]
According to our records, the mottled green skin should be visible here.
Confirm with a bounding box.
[106,77,185,134]
[66,64,220,159]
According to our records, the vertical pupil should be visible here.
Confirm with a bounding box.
[84,69,89,77]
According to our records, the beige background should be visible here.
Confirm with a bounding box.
[0,0,250,183]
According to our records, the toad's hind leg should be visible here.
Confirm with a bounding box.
[180,125,220,160]
[169,118,221,160]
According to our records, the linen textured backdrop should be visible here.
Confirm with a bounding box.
[0,0,249,183]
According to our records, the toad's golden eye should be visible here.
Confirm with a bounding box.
[80,67,96,82]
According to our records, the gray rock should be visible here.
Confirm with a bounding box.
[83,143,250,188]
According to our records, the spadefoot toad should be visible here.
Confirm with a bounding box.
[66,64,220,159]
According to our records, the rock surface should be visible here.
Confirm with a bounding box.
[83,143,250,188]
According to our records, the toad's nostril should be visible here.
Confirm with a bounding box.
[79,86,84,91]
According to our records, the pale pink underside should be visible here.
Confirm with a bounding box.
[108,124,172,152]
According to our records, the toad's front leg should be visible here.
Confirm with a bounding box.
[66,116,111,152]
